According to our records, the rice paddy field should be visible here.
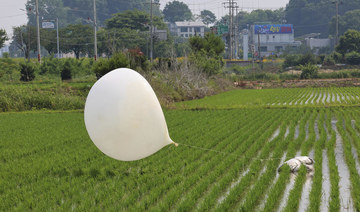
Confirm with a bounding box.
[1,87,360,211]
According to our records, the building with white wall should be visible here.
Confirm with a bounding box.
[174,22,206,38]
[249,24,301,57]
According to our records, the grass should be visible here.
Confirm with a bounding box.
[1,87,360,210]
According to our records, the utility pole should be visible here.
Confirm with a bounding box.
[335,1,339,46]
[223,0,237,60]
[235,6,239,59]
[56,18,60,58]
[258,32,261,60]
[94,0,98,61]
[35,0,41,63]
[146,0,160,62]
[150,0,153,62]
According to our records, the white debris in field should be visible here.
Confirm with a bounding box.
[278,156,314,173]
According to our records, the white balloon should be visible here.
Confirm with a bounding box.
[84,68,175,161]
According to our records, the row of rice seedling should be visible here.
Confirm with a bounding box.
[177,87,360,109]
[142,109,270,211]
[121,110,243,210]
[262,109,311,211]
[215,109,304,211]
[192,109,287,211]
[283,110,317,211]
[239,119,296,211]
[308,109,326,211]
[335,110,360,210]
[324,109,341,211]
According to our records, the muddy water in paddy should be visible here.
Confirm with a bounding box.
[277,173,297,211]
[298,150,315,212]
[305,122,309,141]
[305,93,314,105]
[284,127,290,138]
[257,152,287,211]
[314,121,320,141]
[331,120,354,211]
[277,150,301,211]
[269,127,280,142]
[295,125,300,139]
[321,150,331,212]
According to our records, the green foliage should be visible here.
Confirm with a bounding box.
[105,10,165,31]
[323,55,336,66]
[61,60,72,80]
[19,62,37,81]
[0,53,19,81]
[330,51,343,63]
[0,28,8,48]
[92,52,129,79]
[188,33,225,75]
[60,24,93,59]
[285,0,360,37]
[330,9,360,36]
[189,33,225,57]
[40,55,61,75]
[345,51,360,65]
[200,10,216,26]
[11,25,37,59]
[26,0,158,27]
[2,89,360,211]
[300,63,319,79]
[163,0,193,23]
[234,9,285,30]
[336,29,360,55]
[282,53,317,68]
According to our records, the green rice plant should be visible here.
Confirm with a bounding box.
[325,109,340,211]
[282,165,307,211]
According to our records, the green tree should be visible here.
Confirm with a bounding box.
[26,0,160,27]
[336,29,360,55]
[300,63,319,79]
[200,10,216,26]
[61,60,72,80]
[97,28,147,57]
[234,9,285,30]
[0,29,8,49]
[285,0,360,37]
[345,51,360,65]
[329,9,360,36]
[19,62,37,81]
[12,25,37,59]
[0,53,18,81]
[105,10,165,31]
[163,1,192,23]
[60,24,93,59]
[189,33,225,75]
[93,52,129,79]
[40,28,57,54]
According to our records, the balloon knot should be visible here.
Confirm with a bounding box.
[172,142,179,147]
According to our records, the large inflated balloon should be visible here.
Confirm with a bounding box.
[84,68,175,161]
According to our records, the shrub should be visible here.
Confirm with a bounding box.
[61,60,72,80]
[189,50,224,75]
[283,53,317,68]
[282,54,300,68]
[345,51,360,65]
[40,56,61,75]
[300,63,319,79]
[93,52,129,79]
[19,62,36,81]
[331,51,343,63]
[323,55,336,66]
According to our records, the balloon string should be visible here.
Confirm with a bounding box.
[175,142,284,162]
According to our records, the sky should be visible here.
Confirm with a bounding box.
[0,0,289,44]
